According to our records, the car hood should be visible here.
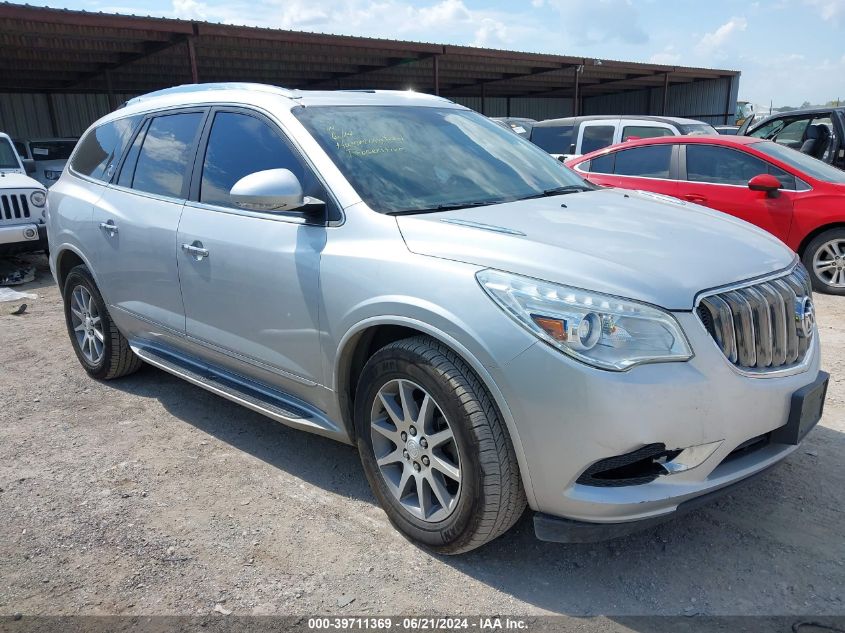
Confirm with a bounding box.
[0,171,43,189]
[396,188,795,310]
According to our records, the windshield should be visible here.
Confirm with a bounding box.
[0,138,21,169]
[293,106,588,214]
[28,140,76,161]
[753,140,845,184]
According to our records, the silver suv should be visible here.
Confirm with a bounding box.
[48,83,828,554]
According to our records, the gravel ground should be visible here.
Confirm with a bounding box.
[1,254,843,620]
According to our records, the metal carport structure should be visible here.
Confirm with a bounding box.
[0,2,740,138]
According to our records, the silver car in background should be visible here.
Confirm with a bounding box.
[47,84,828,553]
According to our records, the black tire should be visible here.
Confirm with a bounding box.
[802,228,845,295]
[354,336,526,554]
[63,265,143,380]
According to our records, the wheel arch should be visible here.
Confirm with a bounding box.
[334,315,538,508]
[55,245,97,298]
[796,222,845,257]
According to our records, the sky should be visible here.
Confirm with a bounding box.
[33,0,845,107]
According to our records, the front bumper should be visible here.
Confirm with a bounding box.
[533,458,777,543]
[0,222,47,252]
[491,310,823,529]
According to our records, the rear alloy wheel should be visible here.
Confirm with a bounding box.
[63,265,143,379]
[803,228,845,295]
[354,336,526,554]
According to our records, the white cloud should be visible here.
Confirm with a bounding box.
[171,0,207,19]
[418,0,470,26]
[473,17,509,48]
[803,0,845,23]
[695,16,747,58]
[543,0,648,45]
[649,46,680,65]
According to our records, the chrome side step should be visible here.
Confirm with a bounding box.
[132,344,345,441]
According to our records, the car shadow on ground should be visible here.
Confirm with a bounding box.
[110,361,845,617]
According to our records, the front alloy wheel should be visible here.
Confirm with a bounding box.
[354,336,526,554]
[811,238,845,288]
[371,379,461,522]
[803,228,845,295]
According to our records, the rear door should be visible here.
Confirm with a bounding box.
[176,107,328,393]
[680,143,795,242]
[575,120,618,155]
[573,143,679,197]
[94,108,207,337]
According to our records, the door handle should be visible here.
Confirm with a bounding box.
[682,194,708,203]
[181,242,209,260]
[99,221,118,235]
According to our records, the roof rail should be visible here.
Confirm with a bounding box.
[124,83,299,107]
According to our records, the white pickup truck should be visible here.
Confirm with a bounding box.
[0,132,48,254]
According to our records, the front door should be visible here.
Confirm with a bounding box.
[681,143,794,242]
[93,109,207,337]
[176,108,327,390]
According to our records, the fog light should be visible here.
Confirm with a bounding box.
[23,227,37,239]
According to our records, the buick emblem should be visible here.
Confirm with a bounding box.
[795,296,815,339]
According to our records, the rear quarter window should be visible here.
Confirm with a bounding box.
[530,125,574,154]
[70,115,142,181]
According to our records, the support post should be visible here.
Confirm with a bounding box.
[724,76,733,124]
[480,83,486,115]
[573,65,581,116]
[432,55,440,95]
[187,36,199,84]
[662,72,670,115]
[45,93,59,137]
[506,96,511,117]
[105,69,117,111]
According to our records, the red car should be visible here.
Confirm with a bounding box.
[566,135,845,294]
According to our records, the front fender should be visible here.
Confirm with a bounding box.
[333,306,539,509]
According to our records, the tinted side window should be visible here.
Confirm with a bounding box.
[614,145,672,178]
[0,138,20,169]
[200,111,317,208]
[71,115,141,181]
[774,118,811,147]
[589,152,615,174]
[530,125,574,153]
[117,119,148,189]
[686,145,768,185]
[580,125,615,154]
[748,118,785,139]
[621,126,674,141]
[131,112,203,198]
[768,163,796,190]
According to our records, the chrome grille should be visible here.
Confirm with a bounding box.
[696,265,813,372]
[0,194,31,222]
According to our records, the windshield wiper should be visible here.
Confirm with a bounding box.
[517,185,594,201]
[386,200,502,216]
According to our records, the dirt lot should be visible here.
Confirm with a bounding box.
[1,253,844,621]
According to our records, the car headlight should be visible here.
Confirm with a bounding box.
[476,269,692,371]
[30,190,46,207]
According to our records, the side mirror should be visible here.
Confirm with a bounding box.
[748,173,782,198]
[22,158,36,175]
[230,168,321,212]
